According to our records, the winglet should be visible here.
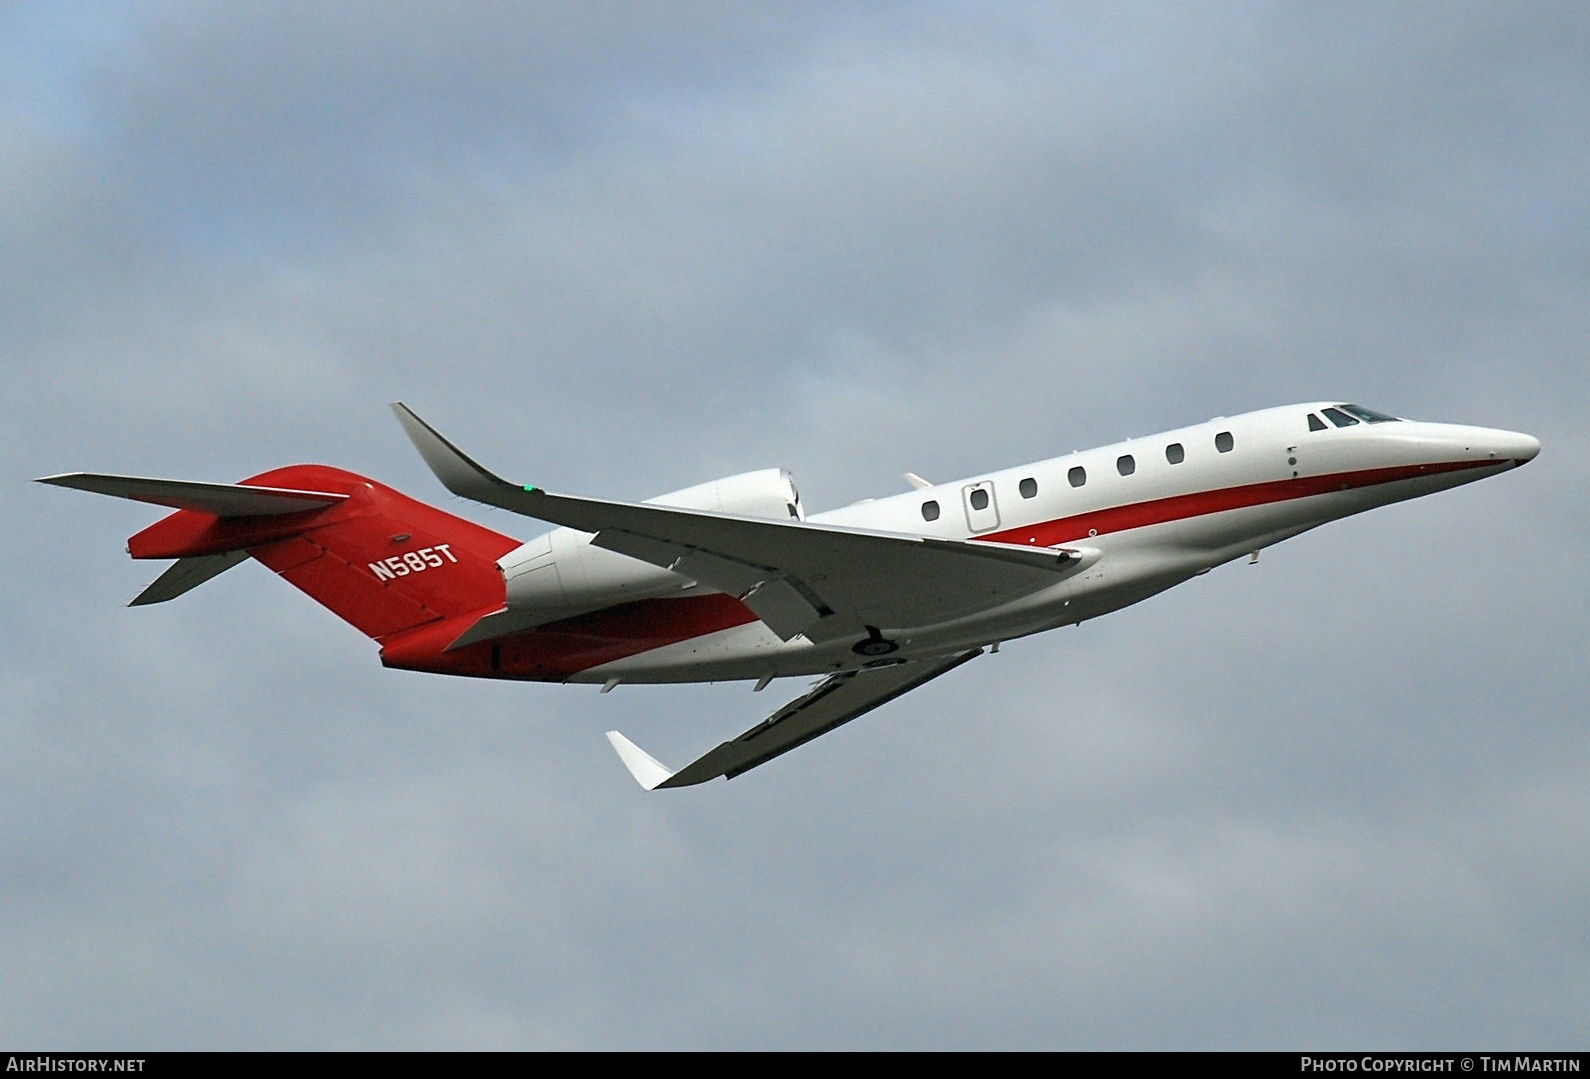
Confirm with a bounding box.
[604,731,677,791]
[388,402,529,505]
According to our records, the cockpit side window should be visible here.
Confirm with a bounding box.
[1339,403,1400,423]
[1321,407,1359,428]
[1308,413,1327,432]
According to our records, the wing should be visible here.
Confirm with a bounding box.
[607,648,982,788]
[391,404,1087,642]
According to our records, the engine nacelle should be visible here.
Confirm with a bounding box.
[645,468,802,522]
[498,468,802,617]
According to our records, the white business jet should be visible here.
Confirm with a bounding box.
[38,402,1538,789]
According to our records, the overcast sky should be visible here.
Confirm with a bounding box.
[2,2,1587,1050]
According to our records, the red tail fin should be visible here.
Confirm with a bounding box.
[128,465,521,639]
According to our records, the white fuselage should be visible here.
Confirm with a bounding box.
[500,402,1537,685]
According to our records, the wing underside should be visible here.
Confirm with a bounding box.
[607,648,983,788]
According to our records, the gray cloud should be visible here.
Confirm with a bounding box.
[1,1,1586,1048]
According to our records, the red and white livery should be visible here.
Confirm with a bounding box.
[40,401,1538,789]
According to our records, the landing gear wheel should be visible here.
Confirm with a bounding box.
[852,629,899,657]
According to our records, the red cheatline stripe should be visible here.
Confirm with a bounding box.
[382,592,760,680]
[984,457,1503,548]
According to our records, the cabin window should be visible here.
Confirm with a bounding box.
[921,500,940,521]
[969,488,989,511]
[1321,407,1358,428]
[1116,454,1136,476]
[1166,443,1185,464]
[1215,431,1234,453]
[1068,466,1086,488]
[1019,477,1037,499]
[1308,413,1327,432]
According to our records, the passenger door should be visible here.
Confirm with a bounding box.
[962,481,1000,533]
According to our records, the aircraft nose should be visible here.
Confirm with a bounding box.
[1501,430,1541,466]
[1473,428,1540,466]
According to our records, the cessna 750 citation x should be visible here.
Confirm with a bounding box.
[39,402,1538,790]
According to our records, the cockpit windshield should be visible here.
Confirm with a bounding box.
[1338,403,1400,424]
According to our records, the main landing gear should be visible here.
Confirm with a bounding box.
[851,627,899,657]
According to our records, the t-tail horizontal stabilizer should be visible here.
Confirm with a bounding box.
[605,648,983,789]
[38,472,353,605]
[35,473,347,517]
[130,551,250,606]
